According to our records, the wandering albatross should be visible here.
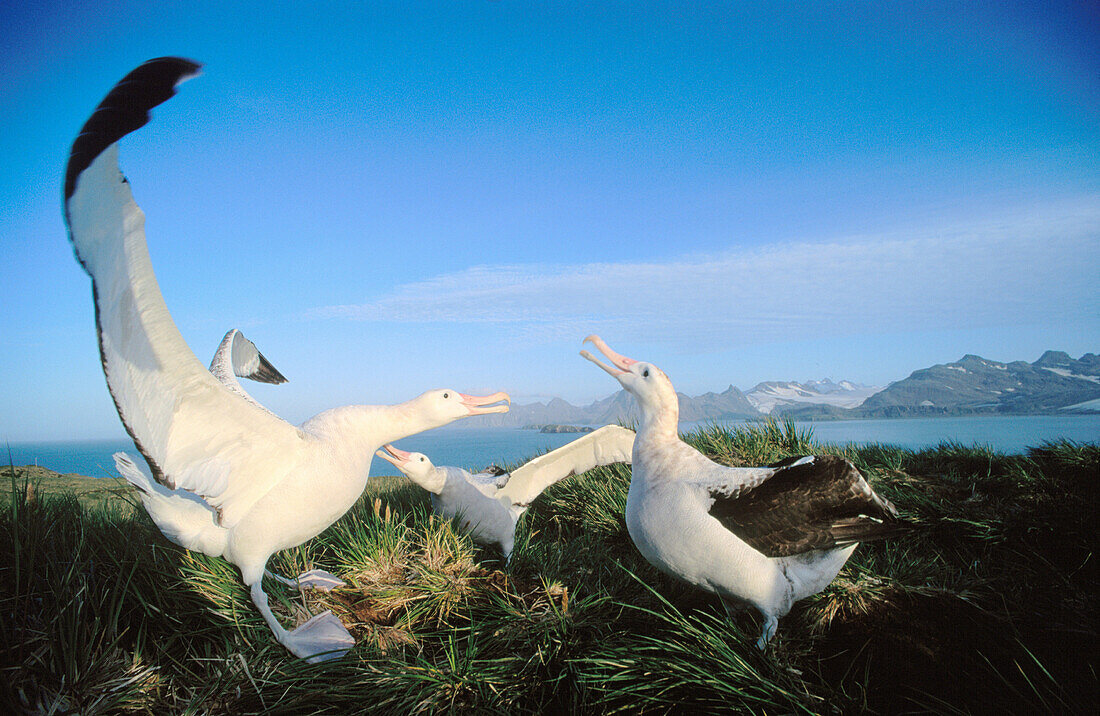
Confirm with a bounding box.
[375,425,636,562]
[115,328,338,590]
[580,335,908,648]
[64,58,511,662]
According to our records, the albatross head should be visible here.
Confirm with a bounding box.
[580,335,678,423]
[408,389,511,430]
[376,444,445,493]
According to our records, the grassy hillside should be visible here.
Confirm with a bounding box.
[0,465,140,514]
[1,422,1096,714]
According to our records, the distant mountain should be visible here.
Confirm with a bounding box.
[460,350,1099,428]
[676,385,760,422]
[858,351,1100,416]
[745,379,881,414]
[466,385,759,428]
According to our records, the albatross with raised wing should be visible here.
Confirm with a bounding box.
[65,58,510,662]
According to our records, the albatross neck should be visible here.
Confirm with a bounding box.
[304,401,451,461]
[636,398,680,442]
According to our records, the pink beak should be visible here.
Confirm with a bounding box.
[375,443,411,468]
[580,335,637,378]
[460,391,511,415]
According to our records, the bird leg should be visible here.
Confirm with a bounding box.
[720,598,779,649]
[756,614,779,650]
[720,596,750,618]
[249,582,354,663]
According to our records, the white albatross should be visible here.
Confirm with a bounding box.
[64,58,511,662]
[115,328,339,590]
[375,425,636,562]
[580,335,908,648]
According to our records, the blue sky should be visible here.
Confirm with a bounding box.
[2,1,1098,441]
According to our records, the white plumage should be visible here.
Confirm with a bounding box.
[115,328,333,588]
[581,335,905,648]
[66,59,511,662]
[377,425,636,561]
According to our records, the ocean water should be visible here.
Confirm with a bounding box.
[4,427,598,479]
[6,415,1099,479]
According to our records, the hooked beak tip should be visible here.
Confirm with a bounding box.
[377,444,411,467]
[462,391,511,415]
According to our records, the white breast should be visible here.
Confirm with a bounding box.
[627,453,793,615]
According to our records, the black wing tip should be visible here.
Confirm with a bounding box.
[64,56,203,202]
[140,55,203,76]
[251,353,289,385]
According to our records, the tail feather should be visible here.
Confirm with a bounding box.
[114,451,155,493]
[113,451,227,556]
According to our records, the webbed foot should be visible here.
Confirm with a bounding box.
[282,610,354,663]
[293,569,345,592]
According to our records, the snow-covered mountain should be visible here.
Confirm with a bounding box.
[745,379,881,414]
[458,349,1099,429]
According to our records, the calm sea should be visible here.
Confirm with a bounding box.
[6,415,1099,479]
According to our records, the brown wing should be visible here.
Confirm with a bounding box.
[708,455,909,558]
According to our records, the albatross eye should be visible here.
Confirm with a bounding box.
[443,392,449,399]
[419,457,425,462]
[643,369,650,378]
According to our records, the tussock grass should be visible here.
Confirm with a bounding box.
[2,421,1096,714]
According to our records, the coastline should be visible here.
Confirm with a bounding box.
[8,414,1098,480]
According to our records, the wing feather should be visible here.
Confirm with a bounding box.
[229,329,288,384]
[209,329,286,416]
[64,60,304,528]
[705,455,906,557]
[497,425,635,506]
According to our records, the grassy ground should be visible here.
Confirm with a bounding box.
[0,465,140,515]
[1,421,1096,714]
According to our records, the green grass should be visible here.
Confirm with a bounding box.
[1,422,1096,714]
[0,465,140,515]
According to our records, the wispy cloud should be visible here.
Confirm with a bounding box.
[312,199,1100,350]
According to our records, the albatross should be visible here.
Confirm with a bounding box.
[580,335,907,648]
[114,328,339,590]
[64,58,511,662]
[375,425,635,562]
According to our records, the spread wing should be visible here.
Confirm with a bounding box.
[210,328,287,386]
[497,425,635,506]
[703,455,908,558]
[209,329,287,413]
[64,58,305,528]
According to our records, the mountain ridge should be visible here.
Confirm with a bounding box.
[461,351,1100,427]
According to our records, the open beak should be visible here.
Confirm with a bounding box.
[375,443,411,469]
[580,335,637,378]
[460,391,511,415]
